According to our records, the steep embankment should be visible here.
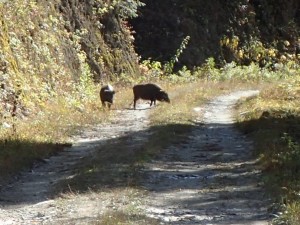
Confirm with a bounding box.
[0,0,139,117]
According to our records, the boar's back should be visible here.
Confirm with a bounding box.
[133,83,162,100]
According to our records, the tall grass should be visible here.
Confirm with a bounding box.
[236,70,300,225]
[0,91,113,179]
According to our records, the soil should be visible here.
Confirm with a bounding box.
[140,90,271,224]
[0,90,271,225]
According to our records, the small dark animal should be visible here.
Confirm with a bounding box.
[100,84,115,109]
[133,83,170,109]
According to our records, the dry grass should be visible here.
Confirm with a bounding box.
[0,82,130,180]
[236,76,300,224]
[0,88,116,179]
[96,211,159,225]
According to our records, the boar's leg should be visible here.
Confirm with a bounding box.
[134,97,138,109]
[150,99,156,107]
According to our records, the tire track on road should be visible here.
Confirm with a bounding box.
[140,90,271,225]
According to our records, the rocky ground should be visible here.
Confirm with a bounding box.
[0,90,272,225]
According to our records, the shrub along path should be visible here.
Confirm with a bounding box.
[139,90,272,224]
[0,91,271,224]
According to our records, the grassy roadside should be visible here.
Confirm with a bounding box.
[0,73,252,181]
[236,76,300,225]
[0,84,134,181]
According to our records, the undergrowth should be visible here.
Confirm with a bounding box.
[236,72,300,225]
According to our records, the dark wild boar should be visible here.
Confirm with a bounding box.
[100,84,115,109]
[133,83,170,109]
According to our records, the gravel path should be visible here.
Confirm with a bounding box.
[0,104,150,224]
[140,90,271,224]
[0,90,272,225]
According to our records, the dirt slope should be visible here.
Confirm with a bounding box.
[0,91,271,224]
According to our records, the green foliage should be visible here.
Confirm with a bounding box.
[273,134,300,180]
[165,66,196,83]
[193,57,300,81]
[236,78,300,224]
[94,0,145,19]
[139,58,196,84]
[140,59,163,78]
[221,62,272,81]
[195,57,220,80]
[163,36,190,74]
[220,34,300,69]
[139,54,299,85]
[115,72,137,84]
[274,202,300,225]
[116,0,145,19]
[0,0,73,108]
[76,51,97,102]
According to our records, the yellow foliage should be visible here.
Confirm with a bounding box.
[238,49,244,58]
[268,49,277,57]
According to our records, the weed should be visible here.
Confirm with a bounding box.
[163,35,190,74]
[273,202,300,225]
[236,76,300,224]
[96,210,159,225]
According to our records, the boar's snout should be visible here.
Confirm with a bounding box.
[159,90,170,103]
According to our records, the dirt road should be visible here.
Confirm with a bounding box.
[140,90,271,224]
[0,103,150,224]
[0,90,271,224]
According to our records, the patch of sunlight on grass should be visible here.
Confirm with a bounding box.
[96,211,159,225]
[235,75,300,224]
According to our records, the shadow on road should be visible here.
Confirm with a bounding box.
[3,101,294,224]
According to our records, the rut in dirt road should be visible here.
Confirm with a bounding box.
[141,90,272,225]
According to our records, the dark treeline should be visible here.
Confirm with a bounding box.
[131,0,300,69]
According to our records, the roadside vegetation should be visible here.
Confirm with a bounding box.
[236,62,300,225]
